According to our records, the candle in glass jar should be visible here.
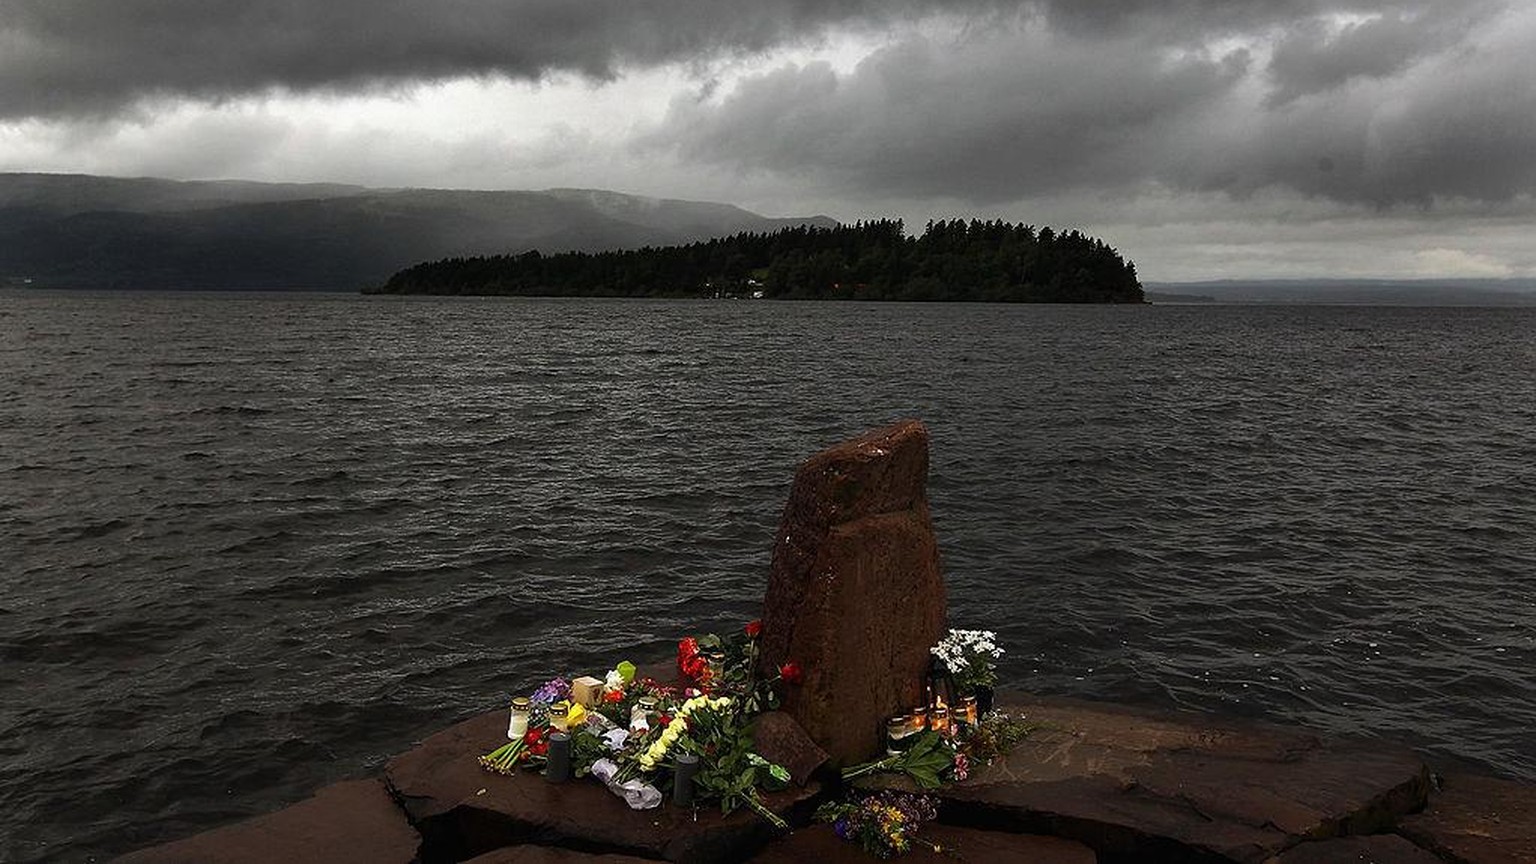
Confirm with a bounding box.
[630,696,657,732]
[961,695,978,727]
[507,696,531,740]
[910,706,929,734]
[547,702,570,733]
[931,705,951,736]
[886,715,910,756]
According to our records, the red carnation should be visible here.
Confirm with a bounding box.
[745,619,763,638]
[778,662,803,684]
[677,637,701,678]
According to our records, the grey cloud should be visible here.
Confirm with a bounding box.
[1039,0,1410,38]
[645,28,1246,204]
[1264,6,1484,104]
[0,0,1013,119]
[645,3,1534,207]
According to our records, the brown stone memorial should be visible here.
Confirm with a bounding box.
[757,419,947,767]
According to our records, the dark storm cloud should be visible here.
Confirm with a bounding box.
[0,0,1011,118]
[645,30,1249,203]
[1263,5,1486,104]
[646,1,1535,207]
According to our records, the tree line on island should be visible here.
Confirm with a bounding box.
[368,219,1144,303]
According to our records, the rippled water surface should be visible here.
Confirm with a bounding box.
[3,292,1534,862]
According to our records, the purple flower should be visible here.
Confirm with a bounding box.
[833,818,850,840]
[530,677,570,704]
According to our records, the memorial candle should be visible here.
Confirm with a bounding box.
[631,696,658,732]
[507,696,531,740]
[547,702,570,733]
[931,705,951,736]
[961,695,979,727]
[886,716,910,756]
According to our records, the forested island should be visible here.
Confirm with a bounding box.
[369,219,1144,303]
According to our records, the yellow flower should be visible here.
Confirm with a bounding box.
[566,702,588,727]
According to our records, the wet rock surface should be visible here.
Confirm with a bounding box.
[111,778,418,864]
[1399,773,1536,864]
[1264,834,1445,863]
[758,419,946,767]
[111,693,1536,864]
[384,709,821,864]
[747,822,1097,863]
[461,845,658,863]
[934,693,1431,864]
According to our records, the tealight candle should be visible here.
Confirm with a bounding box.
[507,696,531,740]
[931,705,951,736]
[547,702,570,733]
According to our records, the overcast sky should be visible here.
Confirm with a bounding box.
[2,0,1533,280]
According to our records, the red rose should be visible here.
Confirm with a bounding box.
[744,619,763,638]
[658,714,672,727]
[603,689,625,703]
[524,727,546,745]
[778,662,803,684]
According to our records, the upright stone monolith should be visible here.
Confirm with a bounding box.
[758,420,947,767]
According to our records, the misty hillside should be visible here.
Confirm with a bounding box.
[0,173,836,290]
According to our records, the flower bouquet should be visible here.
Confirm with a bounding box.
[815,791,941,859]
[929,628,1003,708]
[480,619,798,827]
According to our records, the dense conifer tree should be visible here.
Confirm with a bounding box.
[371,219,1143,303]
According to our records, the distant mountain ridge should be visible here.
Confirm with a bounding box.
[0,173,836,290]
[1146,279,1536,306]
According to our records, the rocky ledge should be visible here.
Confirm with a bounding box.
[111,692,1536,864]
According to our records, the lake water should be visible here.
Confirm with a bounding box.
[3,291,1534,862]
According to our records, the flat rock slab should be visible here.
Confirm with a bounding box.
[934,693,1430,864]
[386,709,820,864]
[1399,773,1536,864]
[1264,835,1445,863]
[112,778,418,864]
[748,823,1097,863]
[463,845,658,863]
